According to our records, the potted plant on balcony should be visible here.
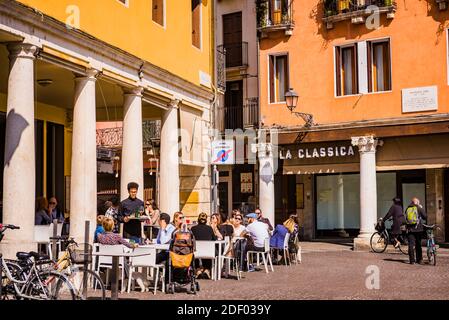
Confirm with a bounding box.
[257,0,269,28]
[324,0,337,17]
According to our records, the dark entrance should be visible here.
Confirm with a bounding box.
[222,11,242,68]
[444,169,449,241]
[224,80,243,130]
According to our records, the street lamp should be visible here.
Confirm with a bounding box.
[284,87,315,129]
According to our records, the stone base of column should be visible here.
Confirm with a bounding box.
[0,240,36,260]
[353,235,373,251]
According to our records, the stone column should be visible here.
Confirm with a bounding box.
[351,135,380,251]
[335,174,349,237]
[254,143,275,227]
[120,87,144,201]
[0,43,38,259]
[69,69,98,243]
[159,99,180,218]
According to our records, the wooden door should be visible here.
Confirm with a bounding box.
[223,12,242,67]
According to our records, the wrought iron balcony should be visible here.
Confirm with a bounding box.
[257,0,294,37]
[217,42,249,69]
[216,98,259,132]
[96,120,161,150]
[216,46,226,92]
[323,0,396,30]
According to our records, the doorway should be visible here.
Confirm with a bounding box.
[397,170,426,210]
[224,80,243,130]
[218,175,232,216]
[444,169,449,241]
[222,11,242,68]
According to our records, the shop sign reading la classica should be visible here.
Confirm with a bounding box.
[279,141,359,165]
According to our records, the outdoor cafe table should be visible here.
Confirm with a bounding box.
[91,244,168,300]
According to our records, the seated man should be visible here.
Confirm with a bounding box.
[155,212,175,284]
[245,213,270,272]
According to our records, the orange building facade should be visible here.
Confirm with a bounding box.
[257,0,449,246]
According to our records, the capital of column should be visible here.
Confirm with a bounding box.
[251,143,274,158]
[124,86,144,97]
[7,42,38,60]
[168,98,181,109]
[74,69,100,83]
[351,135,382,153]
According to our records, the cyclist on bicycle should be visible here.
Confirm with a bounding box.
[381,197,405,248]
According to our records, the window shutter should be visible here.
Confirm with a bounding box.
[367,41,372,93]
[269,56,275,103]
[335,47,341,96]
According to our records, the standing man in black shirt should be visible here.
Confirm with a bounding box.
[118,182,145,244]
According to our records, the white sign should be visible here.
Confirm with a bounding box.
[199,71,211,88]
[211,140,235,165]
[402,86,438,113]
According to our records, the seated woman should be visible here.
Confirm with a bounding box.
[191,212,216,279]
[97,217,137,249]
[232,213,247,240]
[210,213,223,240]
[35,197,52,225]
[218,211,234,239]
[270,215,299,264]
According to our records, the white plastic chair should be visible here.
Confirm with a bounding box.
[220,237,241,280]
[127,247,165,295]
[247,238,274,273]
[95,244,130,293]
[35,224,53,259]
[271,233,291,266]
[195,241,217,281]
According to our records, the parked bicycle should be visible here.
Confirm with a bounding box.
[0,224,76,300]
[423,224,440,266]
[50,236,105,300]
[370,219,408,254]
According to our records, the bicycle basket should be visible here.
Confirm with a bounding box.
[69,243,93,264]
[375,221,385,232]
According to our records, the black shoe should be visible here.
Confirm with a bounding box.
[410,261,416,265]
[417,260,424,265]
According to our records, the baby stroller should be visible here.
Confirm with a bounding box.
[167,227,200,294]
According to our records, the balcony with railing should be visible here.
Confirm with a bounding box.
[323,0,396,30]
[216,98,259,132]
[257,0,294,37]
[217,42,249,70]
[96,120,161,150]
[216,46,226,92]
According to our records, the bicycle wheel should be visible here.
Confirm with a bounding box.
[65,266,105,300]
[1,260,25,300]
[25,271,76,300]
[397,237,409,255]
[427,248,436,266]
[370,232,388,253]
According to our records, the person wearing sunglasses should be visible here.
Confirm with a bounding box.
[232,214,247,239]
[172,211,185,230]
[48,197,64,223]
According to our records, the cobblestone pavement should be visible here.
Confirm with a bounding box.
[111,244,449,300]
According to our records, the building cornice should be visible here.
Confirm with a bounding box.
[0,0,214,104]
[271,113,449,134]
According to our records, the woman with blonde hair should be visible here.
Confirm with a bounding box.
[270,214,299,264]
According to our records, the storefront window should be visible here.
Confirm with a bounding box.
[316,172,396,235]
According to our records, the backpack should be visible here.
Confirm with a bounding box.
[405,205,419,225]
